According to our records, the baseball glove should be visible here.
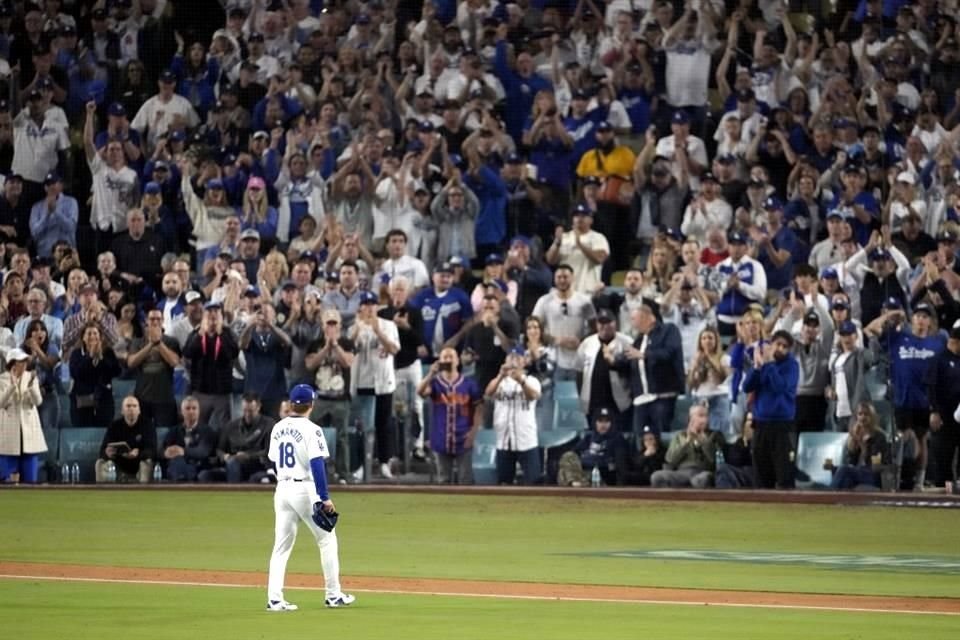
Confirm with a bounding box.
[312,502,339,532]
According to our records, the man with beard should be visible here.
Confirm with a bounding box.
[410,262,474,362]
[329,158,376,249]
[580,310,633,430]
[545,204,609,296]
[743,330,800,489]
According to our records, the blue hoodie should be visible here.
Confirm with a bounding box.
[742,355,799,423]
[883,327,945,410]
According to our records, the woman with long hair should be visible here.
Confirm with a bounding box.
[51,268,89,320]
[171,40,220,120]
[239,176,279,247]
[69,324,121,427]
[728,308,766,431]
[827,402,890,490]
[260,249,290,296]
[642,242,676,302]
[687,326,732,435]
[20,319,60,430]
[0,349,46,483]
[115,60,153,116]
[276,148,325,245]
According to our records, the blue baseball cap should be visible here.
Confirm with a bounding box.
[169,130,186,142]
[418,120,435,132]
[505,152,522,164]
[159,69,176,84]
[662,227,685,242]
[671,110,690,125]
[573,203,593,216]
[510,235,531,248]
[868,248,891,261]
[108,102,126,117]
[596,120,613,132]
[358,290,379,305]
[727,230,748,244]
[763,196,784,211]
[882,296,902,310]
[826,209,845,220]
[509,344,526,356]
[485,253,504,265]
[289,384,315,404]
[831,299,850,311]
[144,181,161,195]
[838,320,857,335]
[820,267,838,280]
[206,178,224,191]
[244,285,260,297]
[204,300,223,311]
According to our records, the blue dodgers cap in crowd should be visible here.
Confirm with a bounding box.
[485,253,504,265]
[358,290,379,305]
[509,344,526,356]
[206,178,224,190]
[204,300,223,311]
[593,406,613,421]
[913,302,935,316]
[159,69,176,83]
[671,110,690,125]
[596,120,613,131]
[662,227,685,242]
[169,130,186,142]
[868,247,892,261]
[820,267,838,280]
[448,153,465,169]
[108,102,126,117]
[244,285,260,297]
[435,261,455,274]
[355,13,371,25]
[763,196,784,211]
[716,152,736,164]
[247,31,265,42]
[510,235,531,248]
[838,320,857,335]
[700,171,718,184]
[573,203,593,216]
[144,181,161,195]
[407,139,426,154]
[831,299,850,311]
[289,383,316,404]
[882,296,902,310]
[43,172,61,186]
[572,88,590,100]
[153,160,169,171]
[826,209,845,220]
[727,230,748,244]
[505,152,522,164]
[418,120,435,132]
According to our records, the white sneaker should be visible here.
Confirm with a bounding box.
[325,593,356,608]
[266,599,298,612]
[380,463,395,479]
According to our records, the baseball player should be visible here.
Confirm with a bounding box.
[266,384,355,611]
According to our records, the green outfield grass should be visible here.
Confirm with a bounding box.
[2,490,959,599]
[3,581,958,640]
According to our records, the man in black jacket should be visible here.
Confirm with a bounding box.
[183,302,239,429]
[927,323,960,488]
[200,393,273,483]
[161,396,218,482]
[613,298,685,436]
[95,396,157,483]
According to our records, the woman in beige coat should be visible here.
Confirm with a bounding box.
[0,349,47,483]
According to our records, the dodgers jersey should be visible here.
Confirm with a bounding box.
[268,416,330,482]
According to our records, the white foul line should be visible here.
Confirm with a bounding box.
[0,573,956,617]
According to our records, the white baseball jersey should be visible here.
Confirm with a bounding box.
[267,416,330,483]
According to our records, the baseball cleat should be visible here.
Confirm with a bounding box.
[324,593,355,608]
[266,600,298,611]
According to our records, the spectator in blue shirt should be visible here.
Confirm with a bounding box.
[171,42,220,120]
[865,302,945,491]
[494,28,553,141]
[410,262,474,361]
[239,302,292,418]
[28,173,77,258]
[743,330,800,489]
[752,196,798,292]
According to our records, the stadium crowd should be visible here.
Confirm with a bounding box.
[0,0,959,492]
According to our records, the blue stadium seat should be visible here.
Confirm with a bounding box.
[155,427,171,450]
[58,393,72,428]
[41,426,59,480]
[554,380,578,401]
[796,432,848,489]
[472,429,498,485]
[111,379,137,418]
[58,427,106,483]
[670,395,694,431]
[552,395,587,431]
[322,427,337,464]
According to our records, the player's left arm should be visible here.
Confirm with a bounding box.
[308,428,333,506]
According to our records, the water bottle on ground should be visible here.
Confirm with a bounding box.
[105,461,116,483]
[715,447,725,469]
[70,463,80,484]
[590,465,601,488]
[153,464,162,483]
[60,463,70,484]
